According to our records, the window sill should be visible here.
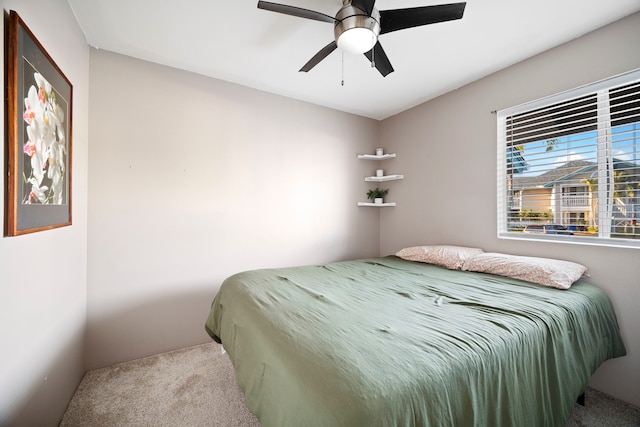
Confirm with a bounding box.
[498,231,640,249]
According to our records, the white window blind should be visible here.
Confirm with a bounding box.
[497,69,640,248]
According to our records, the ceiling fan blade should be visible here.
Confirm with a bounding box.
[380,2,466,35]
[300,41,338,72]
[350,0,376,16]
[363,41,394,77]
[257,1,335,23]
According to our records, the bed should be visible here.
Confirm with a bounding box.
[205,252,626,427]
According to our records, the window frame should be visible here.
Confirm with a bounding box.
[497,69,640,249]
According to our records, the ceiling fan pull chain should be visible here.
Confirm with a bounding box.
[341,51,345,86]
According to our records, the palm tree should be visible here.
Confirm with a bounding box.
[580,176,598,228]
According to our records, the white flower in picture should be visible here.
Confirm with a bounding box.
[22,72,66,205]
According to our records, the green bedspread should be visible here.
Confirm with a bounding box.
[205,256,626,427]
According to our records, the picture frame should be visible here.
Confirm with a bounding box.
[5,10,73,236]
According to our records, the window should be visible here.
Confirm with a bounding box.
[497,69,640,248]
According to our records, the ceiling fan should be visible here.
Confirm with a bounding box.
[257,0,467,77]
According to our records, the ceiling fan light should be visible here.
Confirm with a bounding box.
[337,27,376,54]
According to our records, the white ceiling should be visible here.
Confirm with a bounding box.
[67,0,640,120]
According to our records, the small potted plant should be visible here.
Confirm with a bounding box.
[367,187,389,204]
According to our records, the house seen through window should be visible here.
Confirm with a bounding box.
[497,70,640,248]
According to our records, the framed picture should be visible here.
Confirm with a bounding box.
[5,10,73,236]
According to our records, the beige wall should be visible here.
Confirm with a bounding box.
[86,50,381,369]
[0,0,89,425]
[380,12,640,407]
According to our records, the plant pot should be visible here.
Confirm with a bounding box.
[374,198,383,204]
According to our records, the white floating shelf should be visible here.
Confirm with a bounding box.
[365,174,404,182]
[357,153,396,160]
[358,202,397,207]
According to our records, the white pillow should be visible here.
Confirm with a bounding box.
[395,245,484,270]
[462,252,588,289]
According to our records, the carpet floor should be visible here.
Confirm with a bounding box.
[60,342,640,426]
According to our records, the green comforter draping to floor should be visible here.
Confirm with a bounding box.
[205,256,626,427]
